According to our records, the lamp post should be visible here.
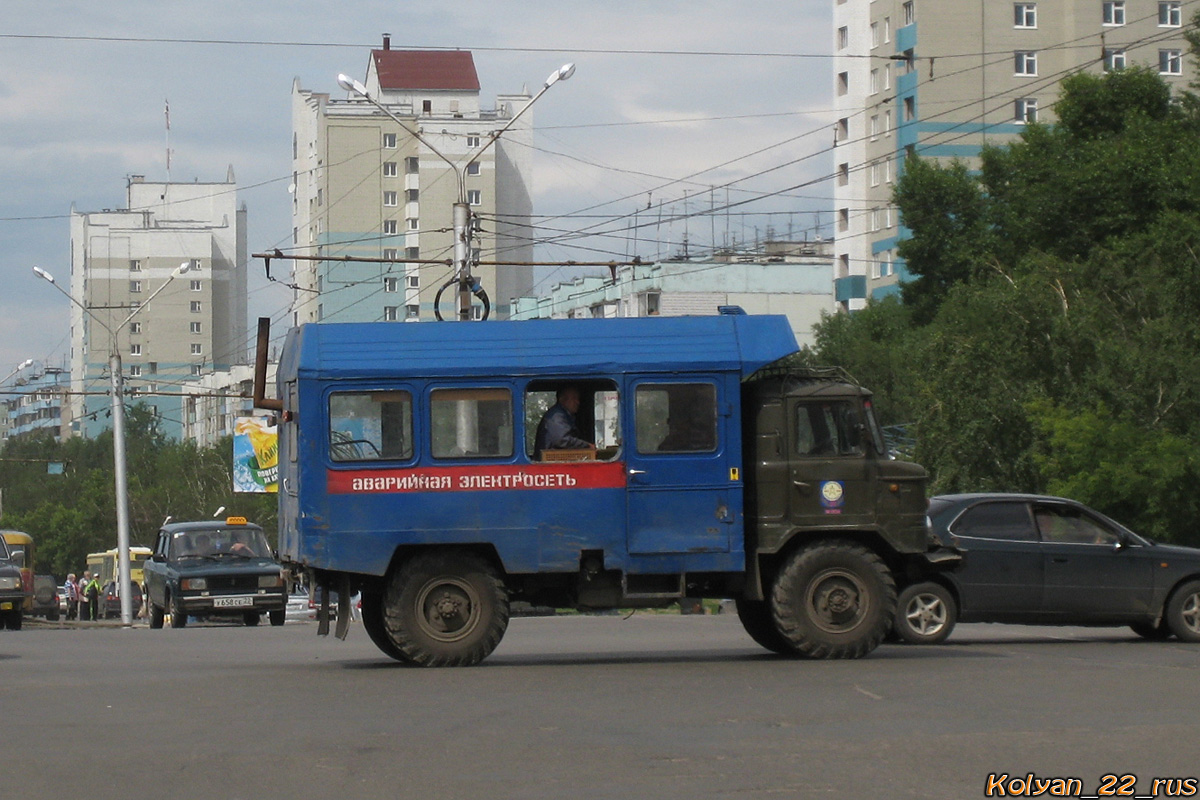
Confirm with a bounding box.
[34,261,192,626]
[337,63,575,320]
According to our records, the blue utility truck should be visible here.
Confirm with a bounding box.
[257,311,955,666]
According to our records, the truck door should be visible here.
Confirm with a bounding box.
[786,398,876,530]
[626,379,737,554]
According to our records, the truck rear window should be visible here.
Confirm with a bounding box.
[430,388,513,459]
[329,391,413,462]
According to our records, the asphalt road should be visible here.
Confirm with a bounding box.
[4,614,1199,800]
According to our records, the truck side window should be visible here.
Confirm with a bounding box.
[329,391,413,462]
[524,381,621,461]
[795,401,865,457]
[635,383,717,454]
[430,387,513,459]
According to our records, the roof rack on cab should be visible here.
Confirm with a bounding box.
[744,353,861,387]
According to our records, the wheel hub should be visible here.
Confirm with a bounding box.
[807,568,868,634]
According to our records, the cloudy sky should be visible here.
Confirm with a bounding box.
[0,0,834,376]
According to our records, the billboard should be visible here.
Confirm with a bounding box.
[233,416,278,493]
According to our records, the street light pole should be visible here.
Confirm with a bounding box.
[34,262,191,626]
[337,62,574,321]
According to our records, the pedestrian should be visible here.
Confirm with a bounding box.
[64,573,79,620]
[85,572,101,621]
[77,571,92,621]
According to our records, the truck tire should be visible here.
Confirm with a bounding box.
[893,582,956,644]
[381,551,509,667]
[169,593,188,628]
[735,599,795,655]
[148,603,164,629]
[360,591,409,663]
[1165,580,1200,643]
[770,540,895,659]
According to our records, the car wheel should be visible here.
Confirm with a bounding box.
[148,603,164,629]
[894,582,957,644]
[169,593,188,628]
[243,611,261,626]
[268,608,285,626]
[1165,580,1200,643]
[4,611,21,631]
[381,551,509,667]
[770,540,895,659]
[1129,620,1170,640]
[735,598,795,654]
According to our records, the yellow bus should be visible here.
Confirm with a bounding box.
[85,546,153,588]
[2,531,35,612]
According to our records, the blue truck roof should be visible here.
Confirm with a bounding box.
[282,314,799,381]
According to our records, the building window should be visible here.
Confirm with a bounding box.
[148,363,157,375]
[838,208,849,232]
[884,110,892,135]
[384,306,398,321]
[406,304,420,319]
[191,365,202,377]
[405,156,419,173]
[902,1,914,25]
[131,365,145,378]
[870,21,880,48]
[1160,49,1183,75]
[884,16,891,42]
[884,158,892,184]
[406,188,419,203]
[1015,97,1038,123]
[383,191,397,207]
[129,259,142,272]
[190,280,202,291]
[884,63,891,90]
[1014,3,1037,27]
[839,162,850,186]
[406,217,419,231]
[837,71,849,95]
[466,161,481,176]
[903,96,915,121]
[1102,1,1125,25]
[384,276,399,293]
[407,275,419,289]
[837,117,849,142]
[383,133,397,149]
[1014,51,1037,76]
[383,248,398,260]
[1160,1,1182,26]
[383,161,398,177]
[130,344,142,357]
[870,68,879,94]
[190,344,202,355]
[190,301,202,313]
[466,135,480,148]
[383,220,398,235]
[837,26,848,49]
[190,322,202,334]
[130,322,141,334]
[1104,49,1126,71]
[870,162,880,187]
[467,189,482,206]
[422,100,432,114]
[405,247,420,260]
[129,280,142,293]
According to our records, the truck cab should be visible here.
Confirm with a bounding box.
[264,312,953,665]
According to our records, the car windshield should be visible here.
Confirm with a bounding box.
[170,528,272,560]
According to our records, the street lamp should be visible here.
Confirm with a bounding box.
[34,260,192,626]
[336,62,575,320]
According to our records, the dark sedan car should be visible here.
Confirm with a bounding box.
[893,493,1200,644]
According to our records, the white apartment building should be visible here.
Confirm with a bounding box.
[291,37,535,324]
[181,363,275,448]
[833,0,1196,309]
[69,172,248,439]
[510,244,836,349]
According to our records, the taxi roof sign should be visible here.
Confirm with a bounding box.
[225,516,248,526]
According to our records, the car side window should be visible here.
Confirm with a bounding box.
[951,502,1038,541]
[1035,506,1120,545]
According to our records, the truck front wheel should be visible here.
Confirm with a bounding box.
[381,551,510,667]
[770,541,895,659]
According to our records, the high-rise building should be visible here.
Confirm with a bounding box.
[291,38,535,324]
[69,172,248,439]
[833,0,1195,310]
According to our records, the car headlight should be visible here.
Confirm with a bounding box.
[181,578,207,591]
[0,576,19,591]
[258,574,283,588]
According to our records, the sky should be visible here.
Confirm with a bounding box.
[0,0,834,377]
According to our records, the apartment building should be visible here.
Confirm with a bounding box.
[833,0,1196,309]
[0,361,70,441]
[291,37,535,324]
[69,172,248,439]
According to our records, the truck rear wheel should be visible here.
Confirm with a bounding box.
[361,591,408,663]
[735,599,795,655]
[381,551,509,667]
[770,541,895,659]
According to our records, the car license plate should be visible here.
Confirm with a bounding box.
[212,597,253,608]
[0,602,11,611]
